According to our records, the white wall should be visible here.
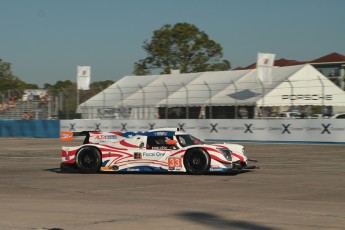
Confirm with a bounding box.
[60,119,345,143]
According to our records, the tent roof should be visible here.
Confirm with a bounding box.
[79,64,345,110]
[116,72,202,107]
[208,64,345,107]
[79,75,159,107]
[157,69,252,107]
[257,64,345,106]
[206,65,304,106]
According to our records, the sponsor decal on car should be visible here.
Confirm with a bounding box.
[143,152,166,157]
[209,168,226,172]
[60,131,73,142]
[134,152,142,159]
[154,131,168,136]
[168,157,182,170]
[127,168,140,172]
[94,135,118,140]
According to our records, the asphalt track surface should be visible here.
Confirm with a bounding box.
[0,138,344,230]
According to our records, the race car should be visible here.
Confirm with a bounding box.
[60,127,258,174]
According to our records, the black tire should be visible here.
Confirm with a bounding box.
[183,148,210,175]
[75,146,102,173]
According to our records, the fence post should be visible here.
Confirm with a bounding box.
[48,100,52,119]
[182,82,189,119]
[163,83,169,119]
[60,88,70,119]
[99,86,105,114]
[286,79,294,109]
[231,80,238,119]
[116,85,123,119]
[58,90,63,113]
[204,81,212,119]
[316,75,325,113]
[1,92,4,108]
[139,84,145,119]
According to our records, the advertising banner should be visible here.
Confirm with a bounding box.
[60,119,345,144]
[77,66,91,90]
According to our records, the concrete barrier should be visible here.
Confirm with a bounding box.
[0,120,60,138]
[1,119,343,143]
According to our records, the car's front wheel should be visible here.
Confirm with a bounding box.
[75,147,102,173]
[183,148,210,175]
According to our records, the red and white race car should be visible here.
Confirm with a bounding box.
[60,128,258,174]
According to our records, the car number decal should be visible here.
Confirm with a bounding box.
[168,157,182,170]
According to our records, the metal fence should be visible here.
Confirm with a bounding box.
[1,76,344,120]
[77,76,345,120]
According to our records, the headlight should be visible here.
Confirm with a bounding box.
[217,147,232,161]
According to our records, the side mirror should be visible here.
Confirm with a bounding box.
[193,139,200,144]
[138,142,145,149]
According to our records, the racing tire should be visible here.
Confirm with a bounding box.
[75,147,102,173]
[183,148,210,175]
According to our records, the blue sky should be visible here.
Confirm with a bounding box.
[1,0,345,87]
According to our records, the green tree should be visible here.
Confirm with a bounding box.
[90,80,114,90]
[133,22,231,75]
[44,80,74,91]
[0,59,12,77]
[43,80,114,115]
[0,59,38,92]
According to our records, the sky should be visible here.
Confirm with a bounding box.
[1,0,345,87]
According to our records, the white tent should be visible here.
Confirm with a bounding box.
[157,69,252,107]
[78,64,345,119]
[78,75,159,118]
[257,64,345,107]
[207,64,345,107]
[117,73,202,119]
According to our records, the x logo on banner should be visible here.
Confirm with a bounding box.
[178,123,185,132]
[95,123,101,131]
[321,124,331,134]
[282,124,291,134]
[244,124,253,133]
[69,123,76,131]
[149,123,156,130]
[210,123,218,133]
[121,123,127,131]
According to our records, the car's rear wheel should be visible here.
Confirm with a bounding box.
[183,148,210,175]
[76,147,102,173]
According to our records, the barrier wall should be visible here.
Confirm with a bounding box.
[0,119,343,143]
[0,120,60,138]
[60,119,345,144]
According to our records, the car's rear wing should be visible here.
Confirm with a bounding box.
[60,131,126,144]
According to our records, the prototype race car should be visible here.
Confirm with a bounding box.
[60,128,258,174]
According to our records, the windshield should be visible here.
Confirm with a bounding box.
[176,134,204,147]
